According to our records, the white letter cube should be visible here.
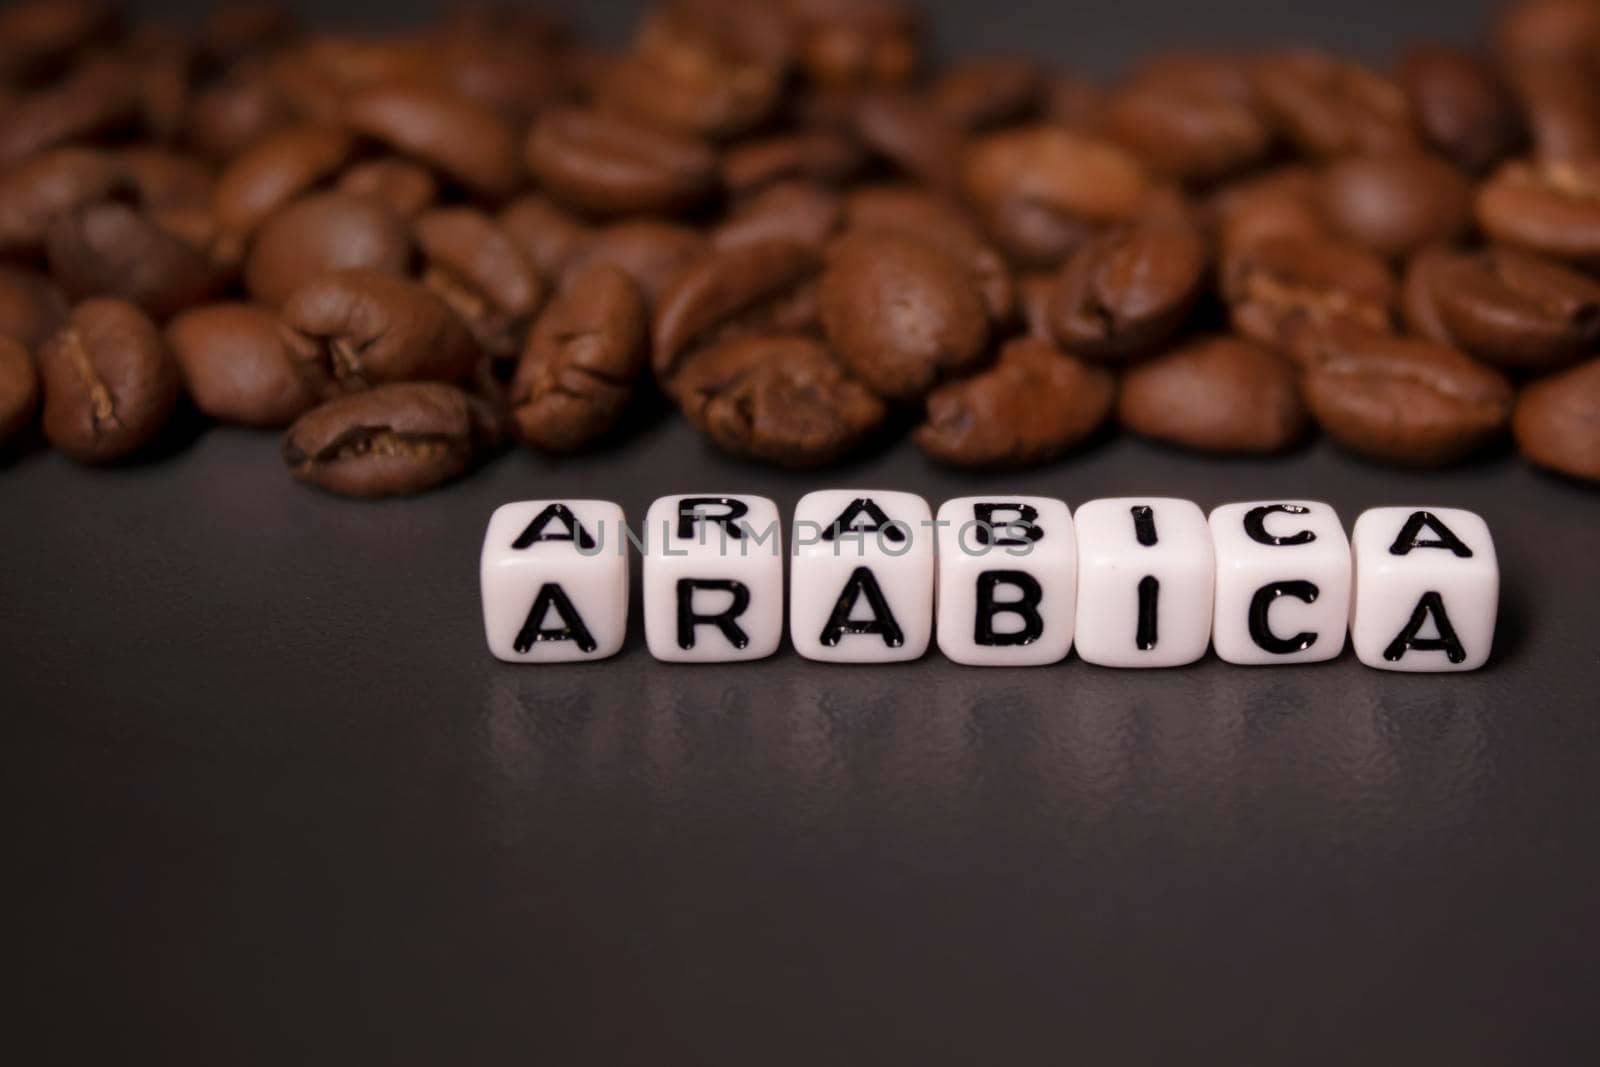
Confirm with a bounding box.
[1209,501,1352,665]
[1073,497,1214,668]
[935,496,1076,666]
[1350,506,1497,672]
[643,494,783,662]
[481,500,629,663]
[790,489,934,663]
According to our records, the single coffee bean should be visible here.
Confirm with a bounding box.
[1502,60,1600,164]
[245,191,412,308]
[595,4,787,140]
[1222,233,1396,365]
[166,302,318,428]
[1317,152,1472,259]
[0,146,121,256]
[200,0,298,65]
[343,83,523,201]
[0,265,69,350]
[510,264,646,452]
[788,0,921,89]
[819,229,989,400]
[184,75,294,163]
[914,337,1113,467]
[653,240,820,382]
[1299,322,1514,465]
[1493,0,1600,68]
[498,194,595,282]
[1118,335,1307,453]
[282,381,500,499]
[38,298,179,463]
[0,54,138,166]
[1476,160,1600,266]
[1043,71,1107,131]
[278,269,481,397]
[127,27,192,144]
[46,201,224,320]
[212,123,354,261]
[415,207,545,360]
[1101,68,1272,185]
[525,106,716,218]
[564,219,709,309]
[1400,244,1456,344]
[1048,215,1207,361]
[851,88,967,192]
[0,336,41,447]
[714,181,843,251]
[430,25,565,128]
[1211,166,1326,256]
[1252,50,1417,158]
[962,125,1149,266]
[720,129,867,195]
[1397,45,1521,172]
[1513,356,1600,481]
[1420,246,1600,373]
[931,55,1042,130]
[672,333,886,467]
[0,0,117,84]
[842,184,1014,321]
[337,158,439,220]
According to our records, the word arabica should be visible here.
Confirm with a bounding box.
[479,493,1499,672]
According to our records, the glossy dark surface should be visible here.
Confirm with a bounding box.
[10,1,1600,1063]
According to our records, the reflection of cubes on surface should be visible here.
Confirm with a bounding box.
[642,494,784,663]
[790,490,933,663]
[1350,507,1497,673]
[1073,497,1214,668]
[1209,501,1352,666]
[481,500,629,663]
[935,496,1076,667]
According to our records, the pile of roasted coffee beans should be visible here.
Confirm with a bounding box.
[3,0,1600,497]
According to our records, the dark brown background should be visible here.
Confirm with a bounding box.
[8,1,1600,1062]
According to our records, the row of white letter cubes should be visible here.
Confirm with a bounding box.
[480,493,1497,671]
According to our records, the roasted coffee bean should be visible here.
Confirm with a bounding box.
[415,208,544,360]
[1101,67,1272,185]
[1501,61,1600,164]
[843,184,1013,320]
[526,106,717,217]
[498,195,594,282]
[1252,50,1417,158]
[166,303,316,428]
[720,129,866,195]
[1513,356,1600,481]
[0,55,138,166]
[343,83,522,201]
[714,181,843,251]
[1211,166,1326,256]
[653,240,820,381]
[1397,45,1521,172]
[283,381,500,498]
[914,337,1113,467]
[278,269,481,397]
[1299,322,1514,465]
[0,146,121,256]
[511,264,646,452]
[565,220,708,309]
[38,298,179,463]
[184,75,294,162]
[1493,0,1600,68]
[212,123,354,260]
[1476,160,1600,266]
[1018,272,1057,340]
[0,0,118,84]
[1410,245,1600,373]
[337,158,439,220]
[200,0,298,64]
[673,333,886,467]
[1118,335,1307,453]
[819,229,989,400]
[1400,244,1456,344]
[787,0,921,89]
[961,126,1149,266]
[46,201,223,320]
[1042,72,1107,131]
[0,337,41,447]
[931,56,1042,129]
[1048,216,1207,362]
[245,191,412,308]
[1222,233,1396,365]
[1317,152,1472,258]
[0,265,69,350]
[851,88,966,191]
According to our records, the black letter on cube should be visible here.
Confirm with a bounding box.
[512,503,597,550]
[1383,591,1467,664]
[974,571,1045,646]
[676,497,749,541]
[676,578,751,650]
[514,583,598,654]
[820,567,905,647]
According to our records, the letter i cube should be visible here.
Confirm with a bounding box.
[481,500,629,663]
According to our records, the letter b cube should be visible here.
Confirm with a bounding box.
[481,500,629,663]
